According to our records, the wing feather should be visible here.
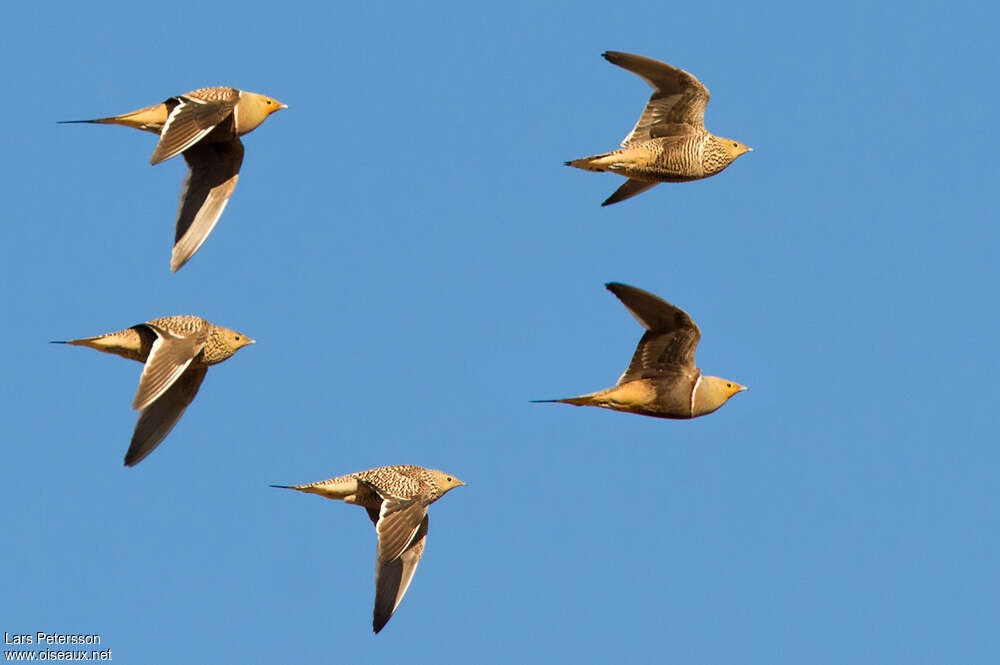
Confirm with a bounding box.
[606,282,702,384]
[603,51,710,145]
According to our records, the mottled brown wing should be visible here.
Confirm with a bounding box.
[603,51,710,145]
[373,514,428,634]
[125,366,207,466]
[150,95,237,165]
[374,499,428,564]
[606,282,701,384]
[171,138,244,272]
[131,323,207,411]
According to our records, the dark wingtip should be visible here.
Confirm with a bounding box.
[530,399,560,403]
[563,161,572,166]
[373,615,389,634]
[57,119,98,125]
[49,340,68,344]
[269,484,294,489]
[124,447,149,467]
[606,282,645,302]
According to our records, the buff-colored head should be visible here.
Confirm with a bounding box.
[236,91,287,135]
[426,469,466,498]
[718,136,753,160]
[203,325,256,364]
[692,376,747,417]
[217,325,255,350]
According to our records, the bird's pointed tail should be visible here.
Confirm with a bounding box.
[531,395,595,406]
[565,152,616,172]
[51,335,121,353]
[57,103,168,131]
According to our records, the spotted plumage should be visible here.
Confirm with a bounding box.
[60,87,287,271]
[53,315,255,466]
[533,283,746,418]
[567,51,752,205]
[272,465,465,634]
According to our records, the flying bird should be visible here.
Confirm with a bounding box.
[272,465,465,634]
[534,282,746,418]
[60,87,286,271]
[567,51,751,206]
[53,315,255,466]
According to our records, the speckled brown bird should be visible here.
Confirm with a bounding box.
[534,283,746,418]
[567,51,752,206]
[272,465,465,634]
[53,315,255,466]
[60,87,286,271]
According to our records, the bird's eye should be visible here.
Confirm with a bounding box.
[726,383,732,388]
[732,142,738,148]
[446,477,452,482]
[266,100,272,104]
[235,336,241,341]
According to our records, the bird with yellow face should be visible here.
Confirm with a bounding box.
[61,87,287,270]
[534,283,747,419]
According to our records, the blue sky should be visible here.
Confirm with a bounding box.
[3,1,998,663]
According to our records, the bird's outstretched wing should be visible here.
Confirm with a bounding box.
[171,138,244,271]
[603,51,710,145]
[606,282,702,384]
[373,512,428,634]
[126,366,208,466]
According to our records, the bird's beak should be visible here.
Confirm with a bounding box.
[738,385,748,392]
[279,103,289,110]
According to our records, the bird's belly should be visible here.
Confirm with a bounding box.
[591,379,684,418]
[621,167,704,183]
[595,377,699,419]
[606,158,704,183]
[605,140,707,182]
[202,121,238,143]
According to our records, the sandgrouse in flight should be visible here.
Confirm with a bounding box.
[272,465,465,634]
[54,315,255,465]
[535,283,746,418]
[61,87,286,270]
[567,51,751,206]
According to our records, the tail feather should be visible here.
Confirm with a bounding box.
[54,337,103,350]
[57,103,168,132]
[531,396,594,406]
[564,152,616,172]
[49,339,101,348]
